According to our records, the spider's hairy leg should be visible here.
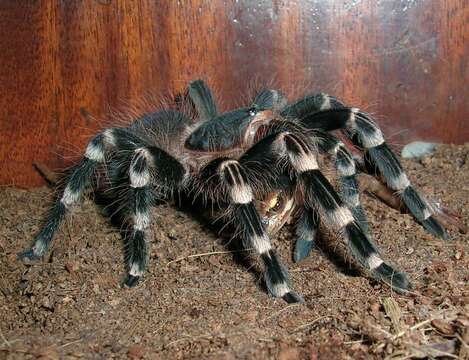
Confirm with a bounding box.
[346,110,448,239]
[252,88,288,111]
[188,80,218,121]
[279,132,410,292]
[293,207,320,263]
[124,148,152,287]
[314,131,369,234]
[18,130,115,261]
[295,102,448,239]
[124,146,187,287]
[208,159,303,303]
[280,93,344,121]
[19,127,148,262]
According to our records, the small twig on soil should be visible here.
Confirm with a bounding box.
[59,339,83,348]
[456,333,469,350]
[368,323,393,339]
[344,340,364,345]
[384,350,414,360]
[153,320,169,335]
[382,297,403,335]
[293,315,336,332]
[374,313,455,354]
[0,348,28,355]
[390,319,433,342]
[0,327,11,348]
[262,303,302,322]
[381,279,420,298]
[165,249,252,266]
[258,338,275,343]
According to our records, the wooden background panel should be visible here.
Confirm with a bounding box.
[0,0,467,188]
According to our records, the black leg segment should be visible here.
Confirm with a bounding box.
[18,130,113,261]
[124,146,187,286]
[314,130,369,233]
[349,111,448,239]
[279,131,410,292]
[188,79,218,121]
[299,104,447,239]
[294,207,319,263]
[215,159,303,303]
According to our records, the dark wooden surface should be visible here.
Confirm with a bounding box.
[0,0,468,187]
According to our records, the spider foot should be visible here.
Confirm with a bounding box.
[356,173,450,240]
[282,290,305,304]
[17,248,42,262]
[373,263,411,294]
[420,217,449,240]
[124,274,141,288]
[400,186,449,240]
[293,238,317,263]
[262,250,304,303]
[262,262,306,303]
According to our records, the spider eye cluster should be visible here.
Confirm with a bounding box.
[248,107,258,117]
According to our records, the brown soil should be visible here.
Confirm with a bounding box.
[1,145,468,359]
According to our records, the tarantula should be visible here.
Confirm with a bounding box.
[19,80,448,303]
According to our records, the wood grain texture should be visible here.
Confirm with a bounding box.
[0,0,468,187]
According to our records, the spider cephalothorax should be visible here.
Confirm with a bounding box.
[19,80,448,303]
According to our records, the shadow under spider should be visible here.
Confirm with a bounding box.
[308,228,363,278]
[94,184,365,293]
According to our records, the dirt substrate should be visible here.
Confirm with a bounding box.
[0,144,468,359]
